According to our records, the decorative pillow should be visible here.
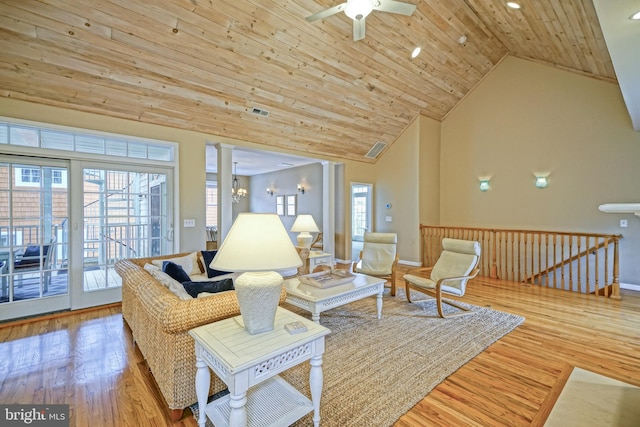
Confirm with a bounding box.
[149,270,193,300]
[181,278,234,298]
[162,261,191,283]
[200,250,231,278]
[152,252,200,276]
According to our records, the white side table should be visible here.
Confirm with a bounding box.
[308,251,333,273]
[190,307,331,427]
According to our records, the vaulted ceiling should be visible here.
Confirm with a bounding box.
[0,1,626,163]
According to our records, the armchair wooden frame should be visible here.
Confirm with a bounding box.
[405,266,480,318]
[404,237,481,318]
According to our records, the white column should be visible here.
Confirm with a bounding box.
[321,161,336,256]
[215,143,234,243]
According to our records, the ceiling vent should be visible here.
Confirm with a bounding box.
[365,141,387,159]
[251,107,270,117]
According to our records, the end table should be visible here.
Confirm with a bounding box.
[190,307,331,427]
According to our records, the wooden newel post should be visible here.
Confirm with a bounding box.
[611,235,621,300]
[490,230,498,278]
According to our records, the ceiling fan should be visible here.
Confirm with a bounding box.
[306,0,417,41]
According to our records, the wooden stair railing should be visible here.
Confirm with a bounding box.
[419,225,622,299]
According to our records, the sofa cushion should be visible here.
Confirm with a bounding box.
[182,278,234,298]
[200,250,231,278]
[152,252,200,276]
[162,261,191,283]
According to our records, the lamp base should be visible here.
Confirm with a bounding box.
[235,271,283,335]
[296,232,313,249]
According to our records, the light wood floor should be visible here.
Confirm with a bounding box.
[0,265,638,427]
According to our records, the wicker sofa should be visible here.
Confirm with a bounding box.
[115,253,287,421]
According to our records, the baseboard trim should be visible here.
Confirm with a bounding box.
[620,282,640,292]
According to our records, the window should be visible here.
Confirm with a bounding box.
[15,167,67,188]
[205,182,218,227]
[0,120,175,162]
[21,168,40,183]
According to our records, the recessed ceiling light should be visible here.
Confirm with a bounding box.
[458,35,468,45]
[631,10,640,20]
[506,2,521,9]
[410,46,421,58]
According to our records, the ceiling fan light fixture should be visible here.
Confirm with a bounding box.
[631,11,640,20]
[506,2,521,9]
[410,46,421,58]
[345,0,374,20]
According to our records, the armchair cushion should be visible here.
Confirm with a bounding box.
[430,239,480,290]
[355,232,397,275]
[403,274,464,296]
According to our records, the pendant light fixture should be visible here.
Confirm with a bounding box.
[232,162,247,203]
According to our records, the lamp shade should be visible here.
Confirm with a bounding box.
[290,214,320,233]
[211,213,302,272]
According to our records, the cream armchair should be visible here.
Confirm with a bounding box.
[403,238,481,318]
[352,232,399,295]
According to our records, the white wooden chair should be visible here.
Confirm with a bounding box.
[403,238,481,318]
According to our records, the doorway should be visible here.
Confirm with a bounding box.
[0,157,70,320]
[351,182,372,260]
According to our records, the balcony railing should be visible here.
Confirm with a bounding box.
[1,222,149,269]
[419,225,622,299]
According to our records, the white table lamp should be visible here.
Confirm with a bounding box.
[290,214,320,249]
[211,213,302,334]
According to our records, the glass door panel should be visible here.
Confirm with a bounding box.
[0,159,69,320]
[82,168,169,292]
[351,183,372,260]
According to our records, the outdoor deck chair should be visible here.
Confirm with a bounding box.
[13,237,57,292]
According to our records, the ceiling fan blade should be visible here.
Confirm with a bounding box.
[306,3,347,22]
[373,0,416,16]
[353,18,366,41]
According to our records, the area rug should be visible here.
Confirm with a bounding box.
[545,367,640,427]
[191,289,524,426]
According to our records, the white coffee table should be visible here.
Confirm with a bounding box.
[190,307,330,427]
[284,273,385,324]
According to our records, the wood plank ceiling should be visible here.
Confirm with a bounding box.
[0,0,616,163]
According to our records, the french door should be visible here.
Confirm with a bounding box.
[0,156,70,321]
[71,162,173,309]
[0,156,174,320]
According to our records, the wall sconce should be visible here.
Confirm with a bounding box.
[266,187,274,196]
[297,184,305,194]
[535,176,549,189]
[479,179,491,192]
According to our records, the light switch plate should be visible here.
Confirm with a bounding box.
[385,216,392,222]
[184,219,195,228]
[620,219,628,228]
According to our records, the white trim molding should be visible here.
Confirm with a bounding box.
[599,203,640,217]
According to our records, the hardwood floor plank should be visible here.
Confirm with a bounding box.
[0,266,638,426]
